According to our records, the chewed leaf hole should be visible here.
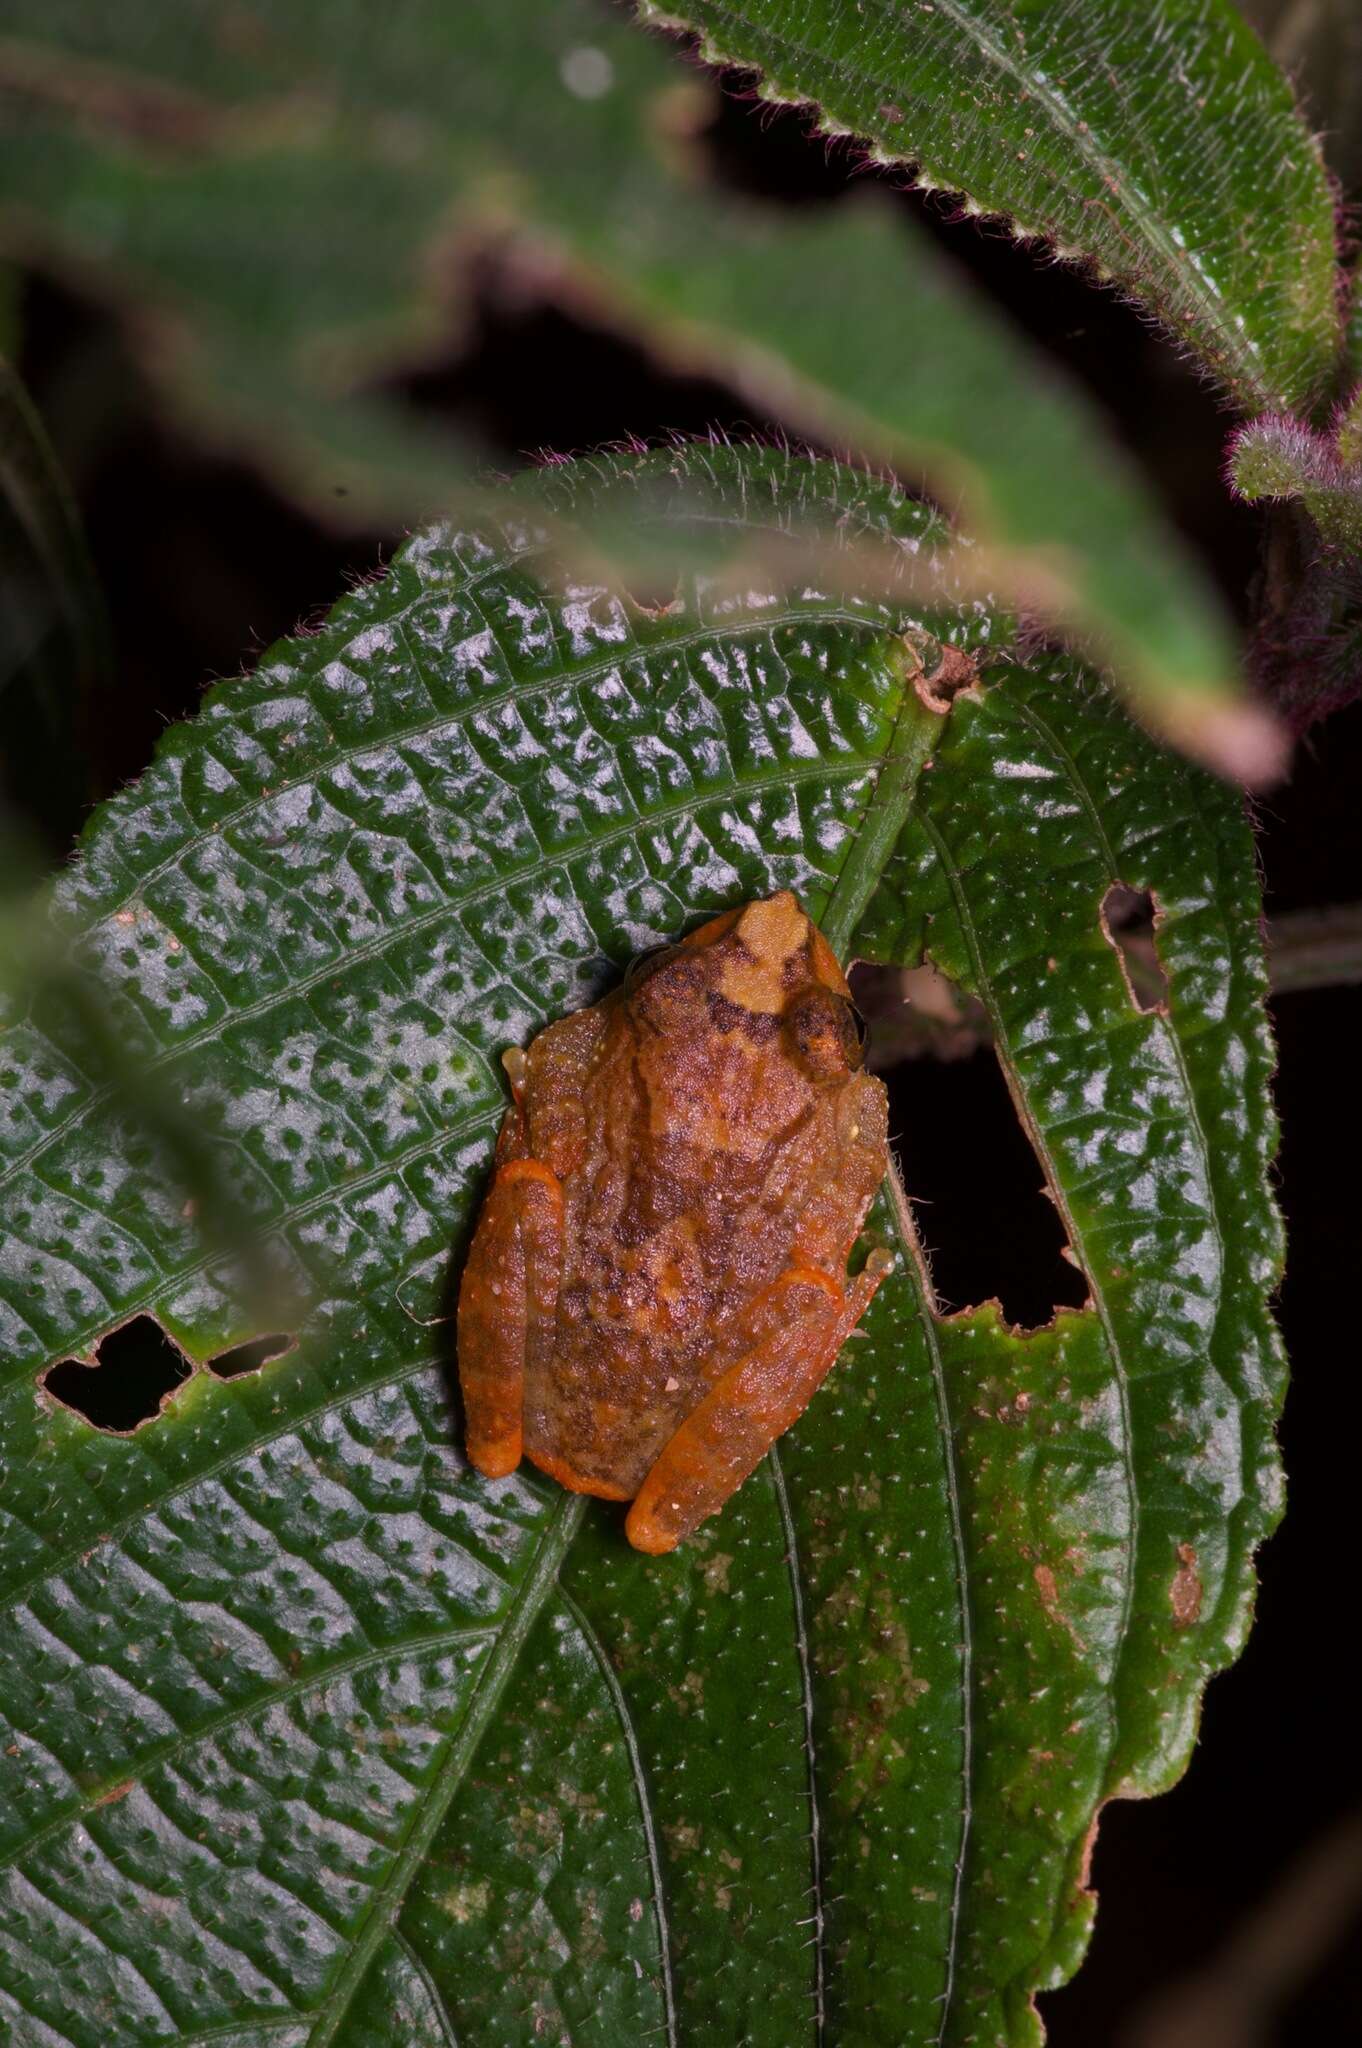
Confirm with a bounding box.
[43,1316,192,1432]
[885,1048,1088,1329]
[852,960,989,1066]
[207,1333,294,1380]
[1101,884,1169,1013]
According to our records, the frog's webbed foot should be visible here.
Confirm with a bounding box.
[624,1250,892,1554]
[457,1156,563,1480]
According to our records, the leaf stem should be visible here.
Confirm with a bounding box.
[820,647,946,959]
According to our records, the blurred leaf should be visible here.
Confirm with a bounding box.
[0,446,1283,2043]
[0,0,1279,778]
[1266,901,1362,991]
[644,0,1341,413]
[1240,0,1362,194]
[1247,526,1362,728]
[0,355,109,845]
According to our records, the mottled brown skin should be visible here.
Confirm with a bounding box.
[457,892,891,1553]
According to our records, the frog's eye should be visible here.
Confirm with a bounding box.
[783,987,863,1078]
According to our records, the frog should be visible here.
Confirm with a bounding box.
[456,890,892,1553]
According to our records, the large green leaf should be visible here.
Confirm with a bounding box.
[0,447,1282,2043]
[0,0,1279,777]
[645,0,1340,414]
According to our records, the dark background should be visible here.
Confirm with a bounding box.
[15,75,1362,2046]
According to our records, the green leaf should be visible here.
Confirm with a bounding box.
[0,0,1279,779]
[0,446,1282,2043]
[643,0,1341,415]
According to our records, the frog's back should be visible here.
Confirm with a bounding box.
[505,894,887,1499]
[521,993,882,1494]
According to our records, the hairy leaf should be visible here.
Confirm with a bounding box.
[0,447,1282,2044]
[644,0,1341,413]
[0,0,1275,777]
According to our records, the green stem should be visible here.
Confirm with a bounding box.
[821,653,946,959]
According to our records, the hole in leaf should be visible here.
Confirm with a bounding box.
[207,1333,294,1380]
[43,1316,192,1432]
[885,1049,1088,1329]
[852,960,990,1066]
[1101,885,1169,1013]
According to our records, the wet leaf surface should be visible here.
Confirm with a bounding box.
[0,448,1282,2044]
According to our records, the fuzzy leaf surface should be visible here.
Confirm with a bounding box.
[645,0,1340,412]
[0,448,1282,2045]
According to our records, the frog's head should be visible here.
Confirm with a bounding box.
[686,891,864,1081]
[664,888,840,997]
[627,890,861,1068]
[627,893,865,1175]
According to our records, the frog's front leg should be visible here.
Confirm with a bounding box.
[625,1251,893,1554]
[457,1156,563,1480]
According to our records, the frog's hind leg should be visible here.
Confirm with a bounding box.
[625,1252,891,1554]
[457,1158,563,1480]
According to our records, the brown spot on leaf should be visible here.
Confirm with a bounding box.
[817,1572,931,1805]
[1170,1543,1203,1626]
[1033,1562,1086,1648]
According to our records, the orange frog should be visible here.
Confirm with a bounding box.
[456,891,892,1552]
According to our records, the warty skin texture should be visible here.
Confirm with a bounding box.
[457,892,890,1552]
